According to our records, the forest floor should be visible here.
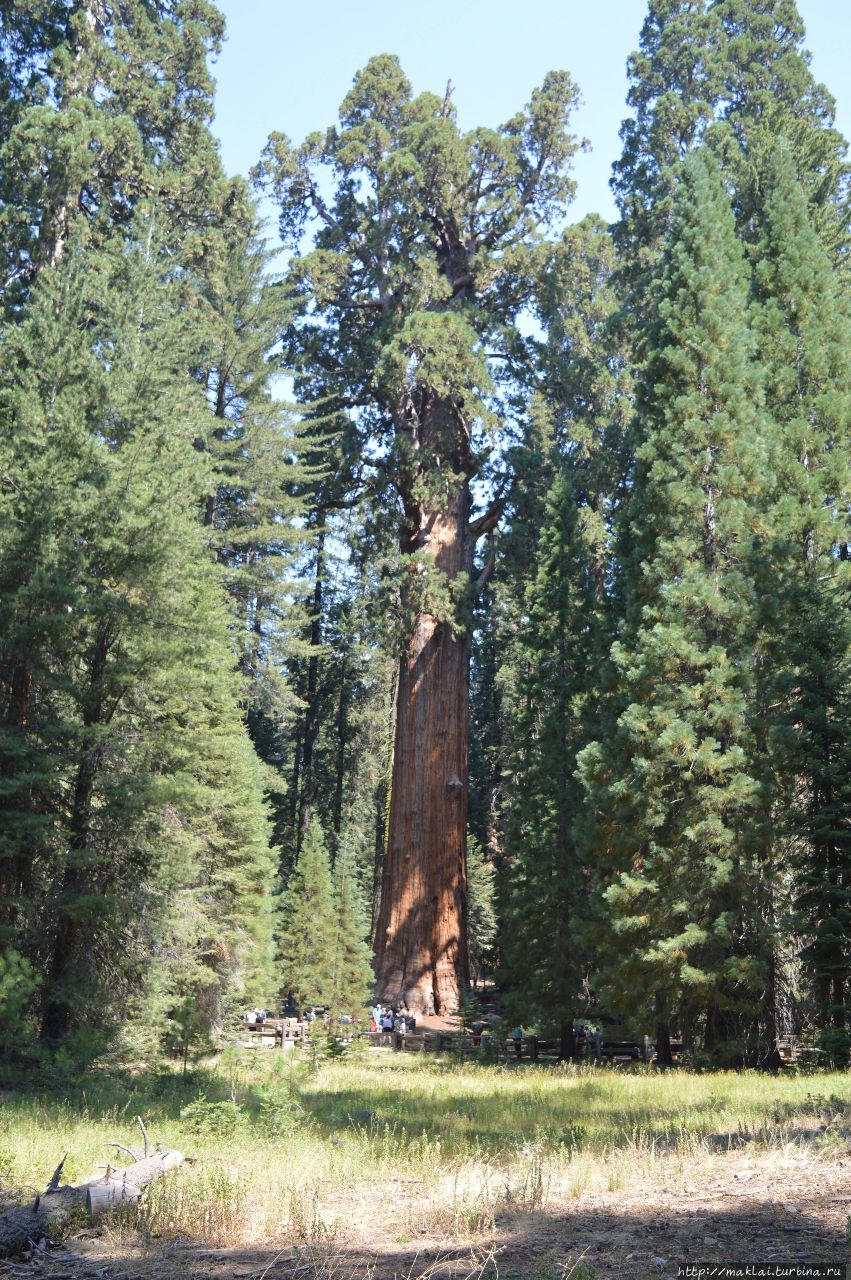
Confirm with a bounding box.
[1,1050,849,1280]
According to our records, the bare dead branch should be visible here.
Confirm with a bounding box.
[136,1115,149,1158]
[45,1155,68,1192]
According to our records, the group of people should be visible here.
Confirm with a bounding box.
[244,1007,271,1028]
[243,1003,616,1063]
[370,1002,415,1048]
[243,1002,535,1060]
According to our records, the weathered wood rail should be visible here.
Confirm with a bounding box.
[242,1020,807,1067]
[360,1030,665,1062]
[775,1035,819,1066]
[241,1016,308,1049]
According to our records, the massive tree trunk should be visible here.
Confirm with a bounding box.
[373,398,485,1014]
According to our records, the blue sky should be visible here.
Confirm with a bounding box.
[211,1,850,227]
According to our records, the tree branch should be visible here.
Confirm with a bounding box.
[473,531,496,596]
[450,273,472,296]
[334,297,385,311]
[469,486,507,539]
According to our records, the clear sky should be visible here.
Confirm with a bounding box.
[211,1,850,228]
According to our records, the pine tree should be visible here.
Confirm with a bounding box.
[711,0,850,260]
[751,139,851,1063]
[611,0,723,297]
[0,219,280,1059]
[327,837,374,1019]
[0,0,228,302]
[277,817,335,1011]
[466,837,498,987]
[501,471,597,1056]
[579,151,769,1064]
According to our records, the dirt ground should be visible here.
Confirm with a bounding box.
[8,1146,849,1280]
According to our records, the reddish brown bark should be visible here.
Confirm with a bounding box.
[373,495,472,1015]
[371,375,504,1015]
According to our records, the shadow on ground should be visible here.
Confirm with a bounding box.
[22,1190,849,1280]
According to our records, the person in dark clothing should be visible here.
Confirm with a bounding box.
[380,1006,394,1046]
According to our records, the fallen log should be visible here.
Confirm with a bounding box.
[85,1149,185,1224]
[0,1148,187,1257]
[86,1179,142,1223]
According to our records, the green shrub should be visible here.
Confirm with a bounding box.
[254,1091,306,1139]
[179,1097,245,1138]
[0,950,37,1044]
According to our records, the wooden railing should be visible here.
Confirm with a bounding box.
[241,1021,808,1067]
[357,1030,661,1061]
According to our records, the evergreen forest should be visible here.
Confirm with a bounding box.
[0,0,849,1075]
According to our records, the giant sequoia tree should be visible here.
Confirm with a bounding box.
[257,56,580,1013]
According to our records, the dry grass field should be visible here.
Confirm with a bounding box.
[1,1048,849,1278]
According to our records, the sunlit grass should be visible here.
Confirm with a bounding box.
[0,1049,848,1248]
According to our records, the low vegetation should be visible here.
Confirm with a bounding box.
[1,1051,849,1254]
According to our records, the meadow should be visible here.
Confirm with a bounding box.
[1,1050,849,1278]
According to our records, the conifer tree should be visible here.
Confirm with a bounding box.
[278,817,335,1011]
[0,221,280,1057]
[327,837,374,1018]
[501,471,597,1056]
[753,139,850,614]
[467,398,556,878]
[468,586,504,870]
[0,232,210,1043]
[611,0,723,296]
[197,203,311,694]
[0,0,228,301]
[579,152,769,1063]
[466,837,498,986]
[533,214,633,615]
[614,0,849,276]
[751,140,851,1062]
[257,55,581,1013]
[482,217,628,1022]
[711,0,850,260]
[194,200,317,853]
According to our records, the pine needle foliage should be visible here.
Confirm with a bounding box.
[751,139,851,1063]
[579,151,769,1062]
[277,817,336,1012]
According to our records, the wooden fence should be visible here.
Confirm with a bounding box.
[241,1020,809,1066]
